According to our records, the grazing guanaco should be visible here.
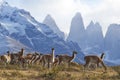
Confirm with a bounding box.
[84,53,107,71]
[41,48,55,68]
[88,53,105,70]
[56,51,77,66]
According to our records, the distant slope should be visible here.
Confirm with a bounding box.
[104,24,120,60]
[0,33,30,54]
[43,15,65,39]
[85,21,104,54]
[67,12,86,49]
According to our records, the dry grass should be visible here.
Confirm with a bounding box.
[0,62,119,80]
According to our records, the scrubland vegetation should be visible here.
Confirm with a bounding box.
[0,62,119,80]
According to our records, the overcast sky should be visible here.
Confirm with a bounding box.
[5,0,120,35]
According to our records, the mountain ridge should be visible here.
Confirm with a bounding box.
[0,1,84,62]
[43,14,65,39]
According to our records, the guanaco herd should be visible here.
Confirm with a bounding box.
[0,48,107,72]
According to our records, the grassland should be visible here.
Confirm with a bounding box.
[0,62,119,80]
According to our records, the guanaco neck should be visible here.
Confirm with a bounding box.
[20,48,24,56]
[52,48,55,63]
[72,52,76,60]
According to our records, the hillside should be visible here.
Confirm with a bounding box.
[0,62,119,80]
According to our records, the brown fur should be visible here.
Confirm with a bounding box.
[10,48,24,64]
[25,52,40,64]
[41,48,55,68]
[33,53,43,64]
[0,51,11,66]
[18,56,27,68]
[84,54,107,71]
[53,58,59,66]
[56,51,77,66]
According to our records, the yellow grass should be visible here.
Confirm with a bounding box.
[0,62,119,80]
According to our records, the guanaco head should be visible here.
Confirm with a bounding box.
[100,53,105,59]
[55,55,59,57]
[40,53,43,55]
[73,51,77,54]
[52,48,54,51]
